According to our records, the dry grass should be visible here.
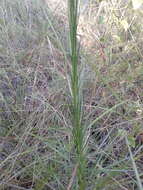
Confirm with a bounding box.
[0,0,143,189]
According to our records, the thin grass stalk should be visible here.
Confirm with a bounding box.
[68,0,86,189]
[125,136,143,190]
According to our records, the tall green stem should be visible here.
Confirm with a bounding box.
[68,0,86,189]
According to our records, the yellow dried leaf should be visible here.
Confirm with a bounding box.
[113,35,121,42]
[120,20,129,31]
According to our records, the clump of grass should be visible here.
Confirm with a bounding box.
[0,0,143,189]
[68,0,86,189]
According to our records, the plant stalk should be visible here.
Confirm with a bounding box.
[68,0,86,189]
